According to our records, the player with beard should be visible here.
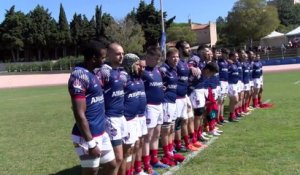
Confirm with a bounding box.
[173,41,202,152]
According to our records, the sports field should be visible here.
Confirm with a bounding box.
[0,71,300,175]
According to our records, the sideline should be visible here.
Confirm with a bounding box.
[294,80,300,85]
[163,137,218,175]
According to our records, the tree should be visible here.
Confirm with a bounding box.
[131,0,175,49]
[70,13,82,56]
[273,0,300,26]
[0,6,28,62]
[26,5,56,61]
[215,16,230,47]
[166,23,197,45]
[226,0,280,46]
[57,3,71,57]
[106,18,145,54]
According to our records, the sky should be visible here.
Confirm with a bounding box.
[0,0,237,24]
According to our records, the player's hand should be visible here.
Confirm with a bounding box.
[190,67,201,78]
[88,145,101,157]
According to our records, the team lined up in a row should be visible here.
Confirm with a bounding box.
[68,40,264,175]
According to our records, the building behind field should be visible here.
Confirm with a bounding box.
[190,22,217,47]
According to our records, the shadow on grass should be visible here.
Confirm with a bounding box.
[50,165,81,175]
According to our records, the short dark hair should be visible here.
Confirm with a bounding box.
[197,45,209,52]
[229,51,237,58]
[146,46,161,57]
[167,48,179,58]
[175,40,189,50]
[203,62,219,73]
[81,40,107,60]
[221,48,230,54]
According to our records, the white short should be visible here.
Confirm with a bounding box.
[176,98,188,119]
[253,78,262,89]
[244,83,251,91]
[228,83,239,97]
[138,115,148,136]
[220,81,228,95]
[162,102,177,123]
[124,117,140,145]
[189,88,208,109]
[186,95,194,118]
[145,104,163,128]
[260,76,264,86]
[237,81,244,93]
[72,132,115,168]
[249,80,254,87]
[106,116,128,141]
[213,86,221,101]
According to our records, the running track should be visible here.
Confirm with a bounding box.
[0,64,300,89]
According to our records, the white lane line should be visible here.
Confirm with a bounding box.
[163,137,218,175]
[294,80,300,85]
[263,99,271,104]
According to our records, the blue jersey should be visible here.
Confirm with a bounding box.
[96,64,126,117]
[188,55,207,93]
[138,81,147,116]
[228,62,239,84]
[68,66,106,137]
[252,60,263,78]
[236,61,243,81]
[242,62,251,84]
[249,61,254,81]
[160,63,178,103]
[123,73,144,120]
[218,58,228,81]
[176,59,190,98]
[207,74,220,89]
[142,66,164,104]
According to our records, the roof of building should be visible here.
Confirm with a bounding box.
[191,23,210,31]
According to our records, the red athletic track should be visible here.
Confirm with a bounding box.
[0,64,300,89]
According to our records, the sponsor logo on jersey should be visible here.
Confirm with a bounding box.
[112,90,125,97]
[91,95,104,104]
[167,85,177,89]
[149,82,163,87]
[178,76,188,81]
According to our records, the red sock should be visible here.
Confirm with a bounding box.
[208,120,214,131]
[174,139,181,149]
[258,96,262,105]
[163,145,170,158]
[197,126,203,140]
[134,161,142,173]
[239,106,242,113]
[142,155,151,171]
[219,115,224,121]
[183,135,190,147]
[169,142,174,152]
[190,132,197,143]
[229,112,235,119]
[150,150,159,164]
[125,169,131,175]
[253,98,257,107]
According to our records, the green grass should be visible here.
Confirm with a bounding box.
[0,71,300,175]
[175,71,300,175]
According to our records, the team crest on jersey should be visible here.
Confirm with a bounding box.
[123,133,130,141]
[73,79,84,91]
[146,118,151,125]
[110,128,118,137]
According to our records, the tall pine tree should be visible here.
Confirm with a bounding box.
[58,3,71,57]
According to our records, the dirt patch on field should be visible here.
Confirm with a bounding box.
[0,64,300,89]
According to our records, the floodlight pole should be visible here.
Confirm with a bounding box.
[160,0,166,61]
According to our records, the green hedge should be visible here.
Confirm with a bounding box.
[6,56,84,72]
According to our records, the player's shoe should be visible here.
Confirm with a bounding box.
[160,157,176,167]
[151,161,169,169]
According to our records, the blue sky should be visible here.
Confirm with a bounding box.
[0,0,237,24]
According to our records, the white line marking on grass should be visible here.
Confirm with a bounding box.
[263,99,271,104]
[163,137,218,175]
[294,80,300,85]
